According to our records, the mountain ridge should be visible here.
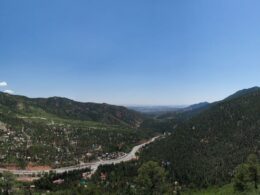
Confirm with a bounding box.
[0,92,143,128]
[141,87,260,187]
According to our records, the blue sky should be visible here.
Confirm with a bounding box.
[1,0,260,105]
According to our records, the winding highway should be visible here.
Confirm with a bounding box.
[0,135,160,177]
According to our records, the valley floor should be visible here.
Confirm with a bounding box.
[0,135,160,180]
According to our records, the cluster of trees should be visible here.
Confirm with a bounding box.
[233,154,259,192]
[0,161,177,194]
[34,168,91,191]
[0,156,257,194]
[136,161,175,194]
[0,172,16,195]
[91,161,180,195]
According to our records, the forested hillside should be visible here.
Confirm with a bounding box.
[0,92,150,168]
[0,93,143,128]
[141,87,260,187]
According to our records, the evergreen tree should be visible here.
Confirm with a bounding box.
[246,154,259,189]
[233,164,248,192]
[233,154,260,192]
[0,172,16,195]
[136,161,169,195]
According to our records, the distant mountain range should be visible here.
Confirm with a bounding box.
[128,103,211,120]
[156,87,260,120]
[128,105,186,114]
[156,102,210,120]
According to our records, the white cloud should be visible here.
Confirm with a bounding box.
[0,81,7,87]
[4,90,14,94]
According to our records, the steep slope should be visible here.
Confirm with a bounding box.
[141,87,260,187]
[225,86,260,100]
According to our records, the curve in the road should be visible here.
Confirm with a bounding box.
[0,135,160,177]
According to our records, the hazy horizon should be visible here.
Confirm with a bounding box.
[1,0,260,105]
[0,86,258,107]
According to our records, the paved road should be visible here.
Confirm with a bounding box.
[0,136,160,176]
